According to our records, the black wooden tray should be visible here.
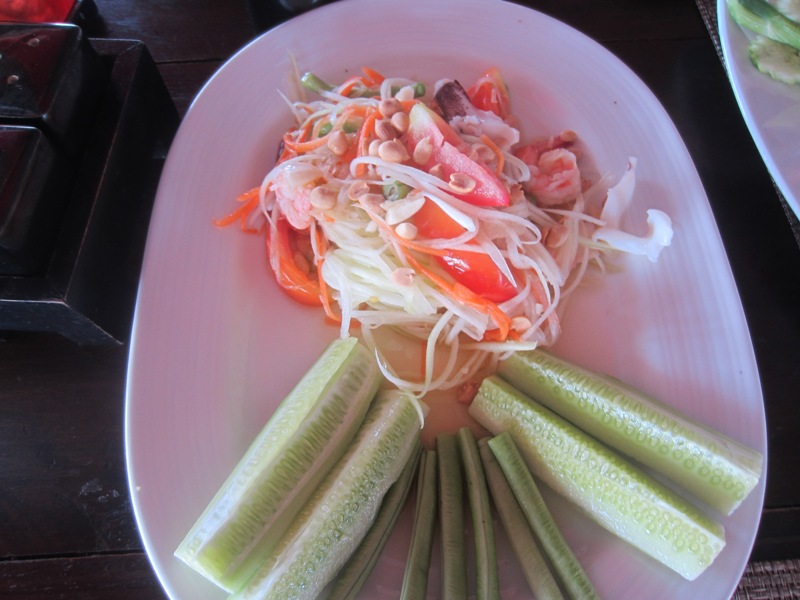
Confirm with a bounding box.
[0,38,178,344]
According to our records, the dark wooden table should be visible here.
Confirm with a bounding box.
[1,0,798,598]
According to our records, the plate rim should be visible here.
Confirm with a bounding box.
[125,1,767,598]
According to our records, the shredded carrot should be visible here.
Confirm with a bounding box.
[400,99,419,113]
[213,187,261,232]
[369,214,450,257]
[297,119,315,142]
[361,67,385,86]
[342,103,371,119]
[391,236,450,258]
[277,145,294,163]
[480,134,505,176]
[338,76,364,98]
[355,107,378,177]
[283,128,331,154]
[317,267,341,323]
[311,225,341,323]
[482,327,520,342]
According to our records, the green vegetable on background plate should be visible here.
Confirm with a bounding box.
[727,0,800,84]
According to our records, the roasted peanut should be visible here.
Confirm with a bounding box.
[378,140,409,163]
[412,136,433,165]
[309,185,338,210]
[327,130,349,156]
[448,172,477,194]
[375,119,399,141]
[394,222,418,240]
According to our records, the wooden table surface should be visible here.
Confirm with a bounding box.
[1,0,799,598]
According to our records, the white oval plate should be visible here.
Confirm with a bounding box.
[125,0,766,598]
[718,0,800,218]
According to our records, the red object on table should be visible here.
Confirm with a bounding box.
[0,0,75,23]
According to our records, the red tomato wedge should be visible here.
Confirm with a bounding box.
[405,104,510,207]
[267,219,322,306]
[467,67,511,119]
[412,199,517,303]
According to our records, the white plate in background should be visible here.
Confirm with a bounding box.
[719,0,800,218]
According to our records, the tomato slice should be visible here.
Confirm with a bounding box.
[405,104,510,207]
[467,67,511,119]
[267,219,322,306]
[437,252,517,304]
[412,200,517,303]
[412,196,468,240]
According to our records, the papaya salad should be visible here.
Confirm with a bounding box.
[216,67,673,395]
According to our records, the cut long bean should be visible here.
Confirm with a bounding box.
[300,72,334,93]
[478,438,566,600]
[399,449,438,600]
[436,434,468,600]
[326,441,423,600]
[457,428,500,600]
[488,433,600,600]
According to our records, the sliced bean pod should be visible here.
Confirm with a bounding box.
[478,438,566,600]
[300,72,334,93]
[436,433,468,600]
[400,449,438,600]
[488,433,599,600]
[457,428,500,600]
[470,377,726,581]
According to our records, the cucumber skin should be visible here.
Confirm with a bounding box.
[175,336,381,592]
[400,450,438,600]
[498,350,762,516]
[727,0,800,50]
[478,438,566,600]
[469,376,726,581]
[457,428,500,600]
[436,434,468,600]
[487,434,599,600]
[324,441,422,600]
[232,390,424,600]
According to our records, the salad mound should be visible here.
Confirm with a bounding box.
[216,67,673,395]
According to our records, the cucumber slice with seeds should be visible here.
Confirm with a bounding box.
[175,336,381,592]
[232,389,424,600]
[324,441,422,600]
[469,376,726,581]
[727,0,800,50]
[749,35,800,84]
[498,350,763,516]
